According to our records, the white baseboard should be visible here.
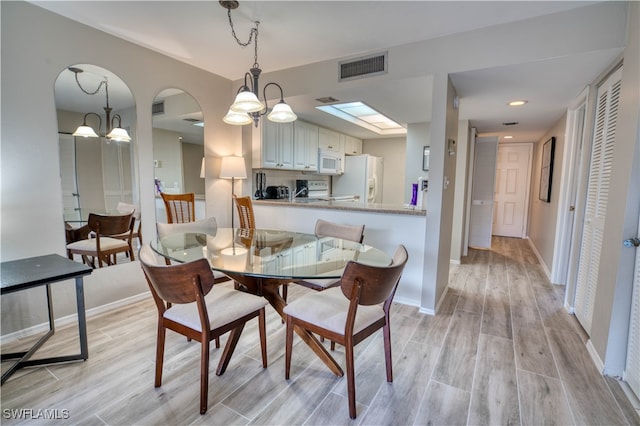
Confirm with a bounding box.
[0,291,150,345]
[450,259,461,265]
[526,237,552,281]
[586,338,606,373]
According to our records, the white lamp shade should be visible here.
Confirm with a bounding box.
[268,102,297,123]
[230,90,265,113]
[219,156,247,179]
[106,127,132,142]
[73,125,99,138]
[223,108,253,125]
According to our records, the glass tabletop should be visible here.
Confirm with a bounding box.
[151,228,392,280]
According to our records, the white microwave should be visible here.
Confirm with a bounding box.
[318,149,344,175]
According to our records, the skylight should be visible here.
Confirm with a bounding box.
[316,101,406,135]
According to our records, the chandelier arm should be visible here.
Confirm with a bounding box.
[82,112,103,133]
[262,82,285,111]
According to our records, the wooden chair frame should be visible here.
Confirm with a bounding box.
[161,192,195,224]
[233,195,255,228]
[139,245,267,414]
[66,212,134,268]
[284,245,408,419]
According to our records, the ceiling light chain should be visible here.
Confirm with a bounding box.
[220,0,296,127]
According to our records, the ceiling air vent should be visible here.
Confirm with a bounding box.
[339,52,387,82]
[152,100,165,115]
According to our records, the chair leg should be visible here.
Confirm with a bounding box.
[383,322,393,382]
[200,337,210,414]
[155,324,166,387]
[285,315,294,380]
[345,340,357,419]
[215,337,220,348]
[215,323,245,376]
[259,308,267,368]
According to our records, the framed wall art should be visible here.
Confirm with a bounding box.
[538,136,556,202]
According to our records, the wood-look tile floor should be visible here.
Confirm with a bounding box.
[2,237,639,425]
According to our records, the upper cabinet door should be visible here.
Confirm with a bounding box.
[294,121,319,171]
[318,127,341,151]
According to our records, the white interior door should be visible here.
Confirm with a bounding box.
[493,143,532,238]
[574,67,622,334]
[623,216,640,400]
[469,136,498,249]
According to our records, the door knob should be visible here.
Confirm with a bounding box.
[623,237,640,248]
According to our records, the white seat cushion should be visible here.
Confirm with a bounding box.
[283,287,384,335]
[163,285,267,332]
[66,237,130,251]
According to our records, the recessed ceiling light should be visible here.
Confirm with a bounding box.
[503,135,513,139]
[508,100,528,106]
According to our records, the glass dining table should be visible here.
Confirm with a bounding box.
[151,227,392,377]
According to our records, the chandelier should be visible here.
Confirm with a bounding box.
[220,1,297,127]
[69,67,132,142]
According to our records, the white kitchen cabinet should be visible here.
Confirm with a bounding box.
[261,120,294,169]
[342,134,362,155]
[318,127,342,152]
[293,121,319,172]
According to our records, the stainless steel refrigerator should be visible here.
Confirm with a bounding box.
[332,154,383,203]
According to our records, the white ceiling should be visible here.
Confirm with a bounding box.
[40,1,622,143]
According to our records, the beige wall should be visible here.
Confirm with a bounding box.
[1,2,236,335]
[152,127,184,192]
[528,115,567,274]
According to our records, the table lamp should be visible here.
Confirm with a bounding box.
[219,156,247,228]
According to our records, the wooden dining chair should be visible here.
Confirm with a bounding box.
[113,201,142,248]
[233,195,255,228]
[139,244,268,415]
[161,192,195,223]
[66,212,135,268]
[284,245,408,419]
[283,219,365,302]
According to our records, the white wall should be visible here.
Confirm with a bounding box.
[1,2,236,335]
[451,120,471,263]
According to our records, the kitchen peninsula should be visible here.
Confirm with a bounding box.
[253,198,427,308]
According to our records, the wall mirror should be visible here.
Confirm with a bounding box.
[152,89,204,222]
[54,64,138,225]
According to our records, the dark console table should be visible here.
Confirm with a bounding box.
[0,254,92,384]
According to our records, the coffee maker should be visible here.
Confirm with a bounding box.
[255,171,266,199]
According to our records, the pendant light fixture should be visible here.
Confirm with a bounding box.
[220,1,297,127]
[69,67,132,142]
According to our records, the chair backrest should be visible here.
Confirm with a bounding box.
[139,244,214,305]
[87,212,133,237]
[315,219,365,243]
[157,217,218,239]
[233,195,255,228]
[161,192,195,224]
[340,245,408,306]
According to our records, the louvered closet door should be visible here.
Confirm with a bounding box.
[574,67,622,334]
[624,216,640,400]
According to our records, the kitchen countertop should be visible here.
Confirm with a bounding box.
[254,198,426,216]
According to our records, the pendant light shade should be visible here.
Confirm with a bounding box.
[223,108,253,125]
[106,127,132,142]
[73,125,99,138]
[230,90,265,113]
[267,101,297,123]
